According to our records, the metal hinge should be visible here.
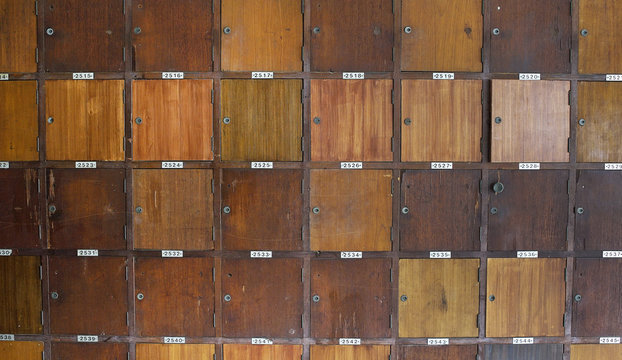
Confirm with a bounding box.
[392,47,395,62]
[569,1,572,16]
[35,1,38,15]
[567,179,571,194]
[568,137,571,152]
[38,224,41,240]
[211,178,214,193]
[36,137,40,152]
[125,266,128,280]
[301,89,304,103]
[123,47,126,62]
[212,267,215,283]
[479,226,484,242]
[391,89,394,104]
[212,45,215,63]
[301,137,304,151]
[126,312,129,326]
[212,0,214,13]
[482,0,484,15]
[568,90,571,105]
[122,0,125,14]
[481,48,483,63]
[123,139,126,152]
[36,81,39,104]
[564,267,567,282]
[390,267,393,282]
[563,313,566,327]
[39,265,42,280]
[123,178,127,193]
[390,227,393,243]
[481,89,484,104]
[477,313,480,327]
[391,178,394,194]
[480,137,483,153]
[301,46,304,61]
[213,312,216,327]
[41,310,44,324]
[124,225,127,240]
[391,137,394,153]
[212,226,215,242]
[210,136,214,153]
[123,88,125,104]
[479,180,483,193]
[35,48,39,63]
[392,0,394,13]
[211,89,214,104]
[301,0,304,13]
[38,178,40,193]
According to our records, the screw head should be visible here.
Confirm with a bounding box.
[137,293,144,300]
[49,205,57,214]
[223,117,231,125]
[401,207,409,214]
[51,291,59,299]
[494,117,502,124]
[493,182,504,194]
[46,28,54,36]
[133,27,141,34]
[47,117,54,124]
[404,26,412,34]
[489,294,496,302]
[400,295,408,302]
[312,294,320,302]
[577,207,584,214]
[581,29,588,37]
[578,118,586,126]
[490,207,498,215]
[224,294,232,302]
[313,117,320,125]
[312,207,320,214]
[404,118,412,125]
[223,26,231,34]
[313,26,320,34]
[135,117,143,125]
[223,206,231,214]
[135,206,143,214]
[574,294,582,302]
[492,28,500,36]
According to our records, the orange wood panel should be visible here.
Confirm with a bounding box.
[136,344,215,360]
[0,81,38,161]
[0,0,37,72]
[310,345,390,359]
[0,341,43,360]
[579,0,622,74]
[0,256,42,334]
[223,345,302,360]
[51,343,128,360]
[571,345,622,360]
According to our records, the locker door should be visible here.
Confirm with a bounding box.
[485,344,564,360]
[223,345,302,360]
[51,343,129,360]
[0,169,40,249]
[578,0,622,74]
[310,345,390,359]
[0,0,37,72]
[0,81,38,161]
[399,345,478,360]
[0,256,42,334]
[0,342,43,360]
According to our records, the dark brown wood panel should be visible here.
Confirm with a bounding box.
[222,258,303,338]
[0,342,43,360]
[0,0,37,72]
[221,169,303,251]
[49,256,128,335]
[47,169,126,250]
[400,170,480,251]
[0,81,38,161]
[310,345,391,359]
[311,259,392,338]
[579,0,622,74]
[51,343,128,360]
[223,345,302,360]
[0,169,40,249]
[310,0,393,72]
[399,345,478,360]
[0,256,42,334]
[135,257,215,337]
[485,344,564,360]
[136,344,215,360]
[488,170,568,251]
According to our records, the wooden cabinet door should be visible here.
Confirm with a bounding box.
[309,0,393,72]
[0,169,40,249]
[0,342,43,360]
[399,259,479,338]
[401,0,482,72]
[310,79,392,161]
[579,0,622,74]
[399,345,478,360]
[223,345,302,360]
[0,81,38,160]
[489,0,570,73]
[575,171,622,251]
[572,259,622,336]
[486,258,566,337]
[485,344,564,360]
[400,170,480,251]
[488,170,568,251]
[0,256,42,334]
[132,0,213,72]
[310,345,390,359]
[136,344,215,360]
[222,170,303,251]
[44,0,124,72]
[222,259,303,338]
[221,80,302,161]
[577,82,622,162]
[221,0,302,71]
[310,170,392,251]
[0,0,37,72]
[133,169,213,250]
[132,80,213,161]
[52,343,128,360]
[49,256,128,335]
[47,169,125,250]
[571,345,622,360]
[310,259,392,338]
[401,80,482,162]
[491,80,570,163]
[135,257,215,337]
[46,80,125,161]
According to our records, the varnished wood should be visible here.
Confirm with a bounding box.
[45,80,125,161]
[221,0,302,71]
[0,341,43,360]
[310,170,392,251]
[0,0,37,72]
[399,259,479,338]
[132,80,214,161]
[310,345,390,359]
[579,0,622,74]
[0,256,42,334]
[491,80,570,163]
[571,345,622,360]
[0,169,40,249]
[136,344,215,360]
[310,80,393,162]
[485,344,564,359]
[401,80,482,162]
[133,169,213,250]
[0,81,38,161]
[223,345,302,359]
[486,258,566,337]
[51,343,129,360]
[399,345,478,359]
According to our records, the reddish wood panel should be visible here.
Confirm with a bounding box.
[0,342,43,360]
[485,344,564,359]
[223,345,302,360]
[136,344,215,360]
[0,0,37,72]
[221,170,303,251]
[0,256,42,334]
[399,345,478,360]
[579,0,622,74]
[0,81,38,161]
[51,343,128,360]
[0,169,40,249]
[310,345,390,359]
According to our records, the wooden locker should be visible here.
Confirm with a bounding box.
[0,81,38,161]
[132,80,214,161]
[310,79,393,162]
[310,345,390,359]
[223,345,302,360]
[579,0,622,74]
[0,169,40,249]
[51,343,129,360]
[0,342,43,360]
[399,345,478,360]
[571,345,622,360]
[485,344,564,360]
[136,344,215,360]
[221,0,302,71]
[0,0,37,72]
[0,256,42,334]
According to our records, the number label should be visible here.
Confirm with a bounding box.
[600,337,621,344]
[427,338,449,346]
[605,163,622,170]
[0,334,15,341]
[162,72,184,79]
[430,251,451,259]
[603,251,622,258]
[163,337,185,344]
[340,162,363,169]
[77,335,98,342]
[343,73,364,80]
[75,161,96,169]
[339,338,361,345]
[431,162,453,170]
[250,251,272,258]
[0,74,8,81]
[513,337,534,344]
[162,162,183,169]
[519,73,541,81]
[519,163,540,170]
[73,73,94,80]
[433,73,454,80]
[517,251,538,258]
[0,249,12,256]
[606,74,622,82]
[251,72,273,79]
[162,250,183,258]
[0,162,8,169]
[251,162,273,169]
[341,252,362,259]
[251,338,273,345]
[77,249,98,257]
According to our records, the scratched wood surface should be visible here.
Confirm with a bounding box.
[579,0,622,74]
[51,343,129,360]
[399,345,478,359]
[0,256,42,334]
[223,345,302,360]
[570,344,622,360]
[0,169,40,249]
[0,81,38,161]
[0,0,37,72]
[136,344,215,360]
[485,344,564,359]
[310,345,391,359]
[0,342,43,360]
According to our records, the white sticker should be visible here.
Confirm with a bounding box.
[251,338,273,345]
[163,337,185,344]
[162,250,183,258]
[519,73,541,81]
[606,74,622,82]
[251,72,274,79]
[0,162,8,169]
[72,73,94,80]
[519,162,540,170]
[341,252,363,259]
[433,73,455,80]
[430,251,451,259]
[0,334,15,341]
[603,251,622,258]
[0,249,13,256]
[600,337,621,344]
[339,338,361,345]
[431,162,453,170]
[427,338,449,346]
[250,251,272,258]
[75,161,96,169]
[77,249,98,257]
[0,74,8,81]
[513,337,534,344]
[77,335,98,342]
[251,162,273,169]
[162,72,184,79]
[343,72,364,80]
[517,251,538,258]
[605,163,622,170]
[162,162,184,169]
[340,162,363,169]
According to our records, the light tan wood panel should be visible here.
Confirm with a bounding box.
[579,0,622,74]
[0,81,38,161]
[571,344,622,360]
[223,344,302,359]
[0,0,37,72]
[0,341,43,360]
[310,345,390,360]
[136,344,214,360]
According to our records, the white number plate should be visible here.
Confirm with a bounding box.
[75,161,96,169]
[77,335,98,342]
[519,73,541,80]
[252,72,273,79]
[162,250,183,258]
[513,337,534,344]
[73,73,94,80]
[430,251,451,259]
[162,162,183,169]
[162,72,184,79]
[431,162,453,170]
[251,162,273,169]
[606,74,622,81]
[517,251,538,258]
[0,74,8,81]
[0,249,13,256]
[519,162,540,170]
[343,73,364,80]
[603,251,622,258]
[600,337,621,344]
[0,162,8,169]
[251,338,273,344]
[0,334,14,341]
[341,252,362,259]
[605,163,622,170]
[339,338,361,345]
[341,162,363,169]
[250,251,272,258]
[427,338,449,346]
[77,249,98,257]
[433,73,454,80]
[164,337,185,344]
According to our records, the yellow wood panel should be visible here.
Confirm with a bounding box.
[223,344,302,359]
[0,0,37,72]
[0,341,43,360]
[136,344,214,360]
[571,344,622,360]
[310,345,390,360]
[579,0,622,74]
[0,81,38,161]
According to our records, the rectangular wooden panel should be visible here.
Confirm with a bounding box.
[311,259,392,338]
[575,171,622,251]
[0,169,40,249]
[0,256,42,334]
[401,80,482,162]
[0,0,37,72]
[135,257,214,337]
[132,0,213,72]
[132,80,213,161]
[0,342,43,360]
[486,258,566,337]
[221,80,302,161]
[49,256,128,335]
[136,344,215,360]
[310,79,393,161]
[579,0,622,74]
[45,80,125,161]
[310,170,392,251]
[221,170,303,251]
[310,345,390,359]
[401,0,482,71]
[310,0,393,72]
[47,169,125,250]
[571,345,622,360]
[400,171,480,251]
[488,170,568,251]
[399,259,479,338]
[0,81,38,160]
[489,0,570,73]
[399,345,478,360]
[485,344,564,360]
[51,343,128,360]
[222,258,303,338]
[572,259,622,336]
[221,0,302,71]
[577,82,622,162]
[223,345,302,360]
[44,0,124,72]
[491,80,570,163]
[133,169,213,250]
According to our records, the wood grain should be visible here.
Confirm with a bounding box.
[52,343,128,360]
[221,0,302,71]
[399,345,478,359]
[486,258,566,337]
[310,170,392,251]
[571,345,622,360]
[221,80,302,161]
[485,344,564,359]
[46,80,125,161]
[0,256,42,334]
[0,342,43,360]
[402,80,482,162]
[577,82,622,162]
[136,344,215,360]
[401,0,482,71]
[133,169,213,250]
[0,169,40,249]
[0,81,38,160]
[579,0,622,74]
[223,345,302,360]
[0,0,37,72]
[399,259,479,338]
[310,345,390,359]
[491,80,570,163]
[132,80,214,161]
[310,79,393,162]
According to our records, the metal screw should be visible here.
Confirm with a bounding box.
[401,207,409,214]
[404,118,412,126]
[404,26,412,34]
[489,295,496,302]
[490,207,498,215]
[135,206,143,214]
[313,27,320,34]
[492,28,500,36]
[224,294,232,302]
[223,206,231,214]
[137,293,144,300]
[574,294,582,302]
[576,207,584,214]
[133,27,141,34]
[313,117,320,125]
[49,205,57,214]
[581,29,588,37]
[223,117,231,125]
[312,207,320,214]
[47,117,54,124]
[46,28,54,36]
[51,292,59,299]
[494,117,502,124]
[312,295,320,302]
[135,117,143,125]
[223,26,231,34]
[578,118,586,126]
[400,295,408,302]
[493,182,504,194]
